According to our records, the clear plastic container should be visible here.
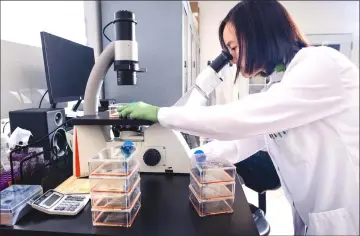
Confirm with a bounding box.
[91,178,141,210]
[190,158,236,184]
[92,199,141,227]
[109,103,128,118]
[190,172,235,200]
[90,164,140,193]
[189,185,234,217]
[89,144,137,177]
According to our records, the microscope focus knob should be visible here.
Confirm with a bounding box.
[143,149,161,166]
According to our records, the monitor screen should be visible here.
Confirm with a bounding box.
[40,31,95,104]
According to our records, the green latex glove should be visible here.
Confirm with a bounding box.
[117,102,160,122]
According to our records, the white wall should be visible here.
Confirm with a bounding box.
[199,1,237,72]
[83,1,102,59]
[199,1,359,102]
[83,1,104,98]
[280,1,359,66]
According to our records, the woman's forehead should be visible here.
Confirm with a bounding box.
[223,23,237,46]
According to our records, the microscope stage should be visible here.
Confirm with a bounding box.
[71,112,154,126]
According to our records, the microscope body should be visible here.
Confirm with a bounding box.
[73,10,232,177]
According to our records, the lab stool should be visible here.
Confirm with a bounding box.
[249,203,271,236]
[235,151,281,236]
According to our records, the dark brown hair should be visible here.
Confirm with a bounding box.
[219,0,309,81]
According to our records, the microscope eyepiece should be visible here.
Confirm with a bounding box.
[210,50,233,73]
[113,10,146,86]
[115,10,136,22]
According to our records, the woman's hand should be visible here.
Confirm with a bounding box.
[117,102,160,122]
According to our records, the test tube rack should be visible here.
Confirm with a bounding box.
[88,144,141,227]
[189,158,236,217]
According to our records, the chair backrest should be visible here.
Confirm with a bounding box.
[235,151,281,193]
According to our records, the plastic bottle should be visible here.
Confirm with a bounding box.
[120,141,135,174]
[194,150,207,163]
[193,150,207,178]
[120,141,135,158]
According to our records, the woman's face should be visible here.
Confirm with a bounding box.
[222,22,262,78]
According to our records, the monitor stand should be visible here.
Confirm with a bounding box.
[72,99,82,112]
[50,100,83,118]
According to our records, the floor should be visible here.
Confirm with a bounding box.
[242,185,294,235]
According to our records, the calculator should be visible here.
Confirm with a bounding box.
[28,189,89,216]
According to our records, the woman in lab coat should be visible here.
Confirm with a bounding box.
[118,0,359,235]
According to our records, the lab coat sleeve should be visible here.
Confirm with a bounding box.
[158,48,348,141]
[191,136,265,164]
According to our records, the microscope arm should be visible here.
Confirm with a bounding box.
[174,67,223,107]
[83,42,115,115]
[174,51,232,107]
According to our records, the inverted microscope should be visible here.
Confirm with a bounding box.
[71,10,232,177]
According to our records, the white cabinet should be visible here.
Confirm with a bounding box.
[182,1,200,94]
[181,1,202,148]
[182,6,189,94]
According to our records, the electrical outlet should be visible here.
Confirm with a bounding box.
[1,118,10,135]
[1,118,9,123]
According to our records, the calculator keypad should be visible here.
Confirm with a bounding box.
[54,196,86,212]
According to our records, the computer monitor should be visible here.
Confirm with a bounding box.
[40,31,95,108]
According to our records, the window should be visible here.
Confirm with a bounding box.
[306,33,353,59]
[1,1,87,115]
[313,44,341,51]
[1,1,86,47]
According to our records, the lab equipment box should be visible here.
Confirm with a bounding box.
[91,178,141,210]
[0,185,43,226]
[190,159,236,184]
[89,142,141,227]
[189,185,234,217]
[91,199,141,227]
[88,145,138,177]
[190,172,235,201]
[89,164,140,193]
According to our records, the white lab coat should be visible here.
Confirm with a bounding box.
[201,65,249,144]
[215,65,249,105]
[158,46,359,235]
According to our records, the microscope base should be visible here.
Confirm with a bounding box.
[72,121,192,177]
